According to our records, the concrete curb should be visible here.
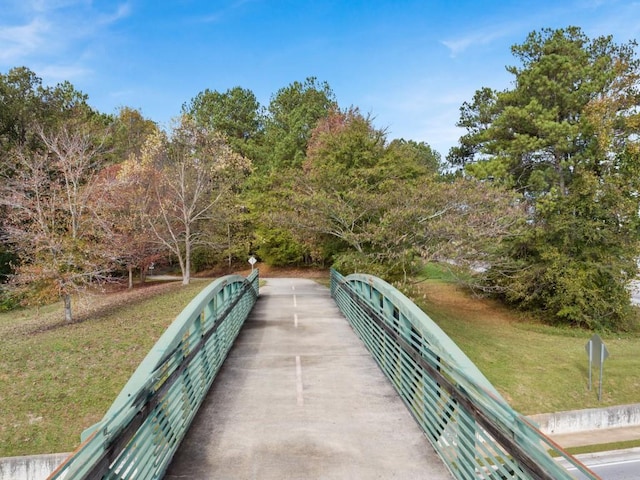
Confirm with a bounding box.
[0,453,70,480]
[555,446,640,471]
[529,403,640,434]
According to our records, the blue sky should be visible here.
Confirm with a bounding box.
[2,0,639,157]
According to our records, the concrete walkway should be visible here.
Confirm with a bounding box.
[165,278,451,479]
[551,425,640,449]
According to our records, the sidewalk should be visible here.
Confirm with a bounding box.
[550,425,640,449]
[165,278,452,479]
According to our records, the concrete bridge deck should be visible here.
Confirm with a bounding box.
[165,277,451,479]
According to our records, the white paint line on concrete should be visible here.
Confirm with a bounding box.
[293,294,297,308]
[567,458,640,470]
[295,355,304,406]
[294,313,299,328]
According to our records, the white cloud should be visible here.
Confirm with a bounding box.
[0,2,132,72]
[197,0,262,23]
[441,25,518,58]
[38,64,91,81]
[30,0,89,12]
[439,2,592,58]
[197,12,225,24]
[582,1,640,41]
[357,80,470,156]
[0,18,50,62]
[108,88,135,99]
[98,3,133,26]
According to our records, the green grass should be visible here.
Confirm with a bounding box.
[405,279,640,415]
[417,262,460,282]
[557,438,640,457]
[0,279,208,457]
[2,268,640,457]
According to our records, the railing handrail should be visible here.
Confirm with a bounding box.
[331,269,600,480]
[333,272,503,398]
[48,270,259,480]
[96,272,258,429]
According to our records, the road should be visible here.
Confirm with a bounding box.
[562,448,640,479]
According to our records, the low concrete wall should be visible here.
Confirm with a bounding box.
[529,403,640,434]
[0,453,69,480]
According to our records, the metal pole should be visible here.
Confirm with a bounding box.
[598,344,604,401]
[587,340,592,391]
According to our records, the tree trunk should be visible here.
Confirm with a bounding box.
[182,227,191,285]
[63,294,73,323]
[183,241,191,285]
[128,265,134,289]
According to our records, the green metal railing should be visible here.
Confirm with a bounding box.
[48,271,259,480]
[331,269,600,480]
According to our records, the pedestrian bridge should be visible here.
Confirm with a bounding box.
[48,270,600,479]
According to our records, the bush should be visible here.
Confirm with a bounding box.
[255,228,308,266]
[0,286,21,311]
[332,250,419,281]
[485,247,635,331]
[0,248,15,282]
[190,247,222,273]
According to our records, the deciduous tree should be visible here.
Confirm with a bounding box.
[277,107,521,279]
[96,161,163,288]
[0,120,115,321]
[143,117,251,284]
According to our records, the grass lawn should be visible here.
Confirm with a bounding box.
[1,265,639,457]
[406,278,640,415]
[0,279,208,457]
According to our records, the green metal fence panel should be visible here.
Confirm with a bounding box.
[330,269,600,480]
[48,271,259,480]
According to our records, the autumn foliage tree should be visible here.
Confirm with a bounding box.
[0,67,96,289]
[279,107,525,279]
[121,116,251,285]
[96,160,163,289]
[0,119,116,321]
[291,107,393,270]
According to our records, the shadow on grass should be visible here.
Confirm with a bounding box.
[8,279,186,338]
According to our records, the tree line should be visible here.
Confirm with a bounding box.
[1,26,639,331]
